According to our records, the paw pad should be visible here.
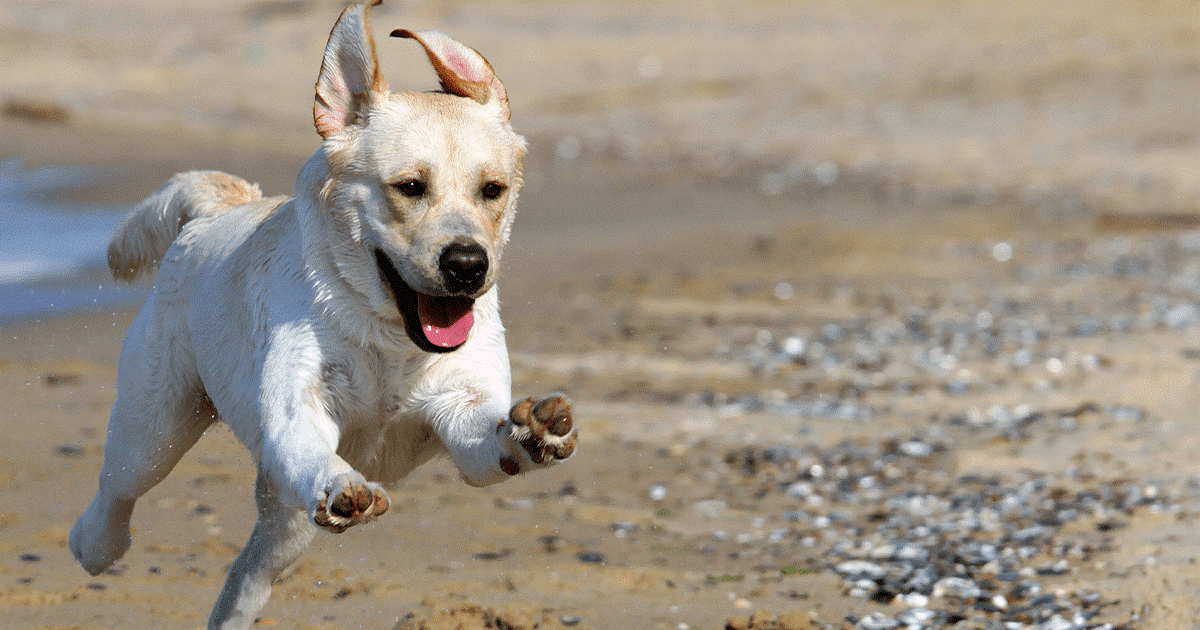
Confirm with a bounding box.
[505,394,578,473]
[313,479,390,533]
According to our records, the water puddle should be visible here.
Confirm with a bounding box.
[0,159,148,325]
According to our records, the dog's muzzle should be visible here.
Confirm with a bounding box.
[439,240,488,295]
[374,249,476,353]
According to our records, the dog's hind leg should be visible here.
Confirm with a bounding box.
[70,302,215,575]
[208,470,315,630]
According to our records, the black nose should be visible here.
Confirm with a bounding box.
[439,240,489,294]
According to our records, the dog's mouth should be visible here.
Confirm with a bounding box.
[374,249,474,353]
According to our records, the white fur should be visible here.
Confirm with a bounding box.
[68,4,575,629]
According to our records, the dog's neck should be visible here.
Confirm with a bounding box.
[293,148,414,353]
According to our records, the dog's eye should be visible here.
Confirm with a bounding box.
[481,182,506,200]
[393,180,426,198]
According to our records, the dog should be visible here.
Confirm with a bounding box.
[68,2,577,627]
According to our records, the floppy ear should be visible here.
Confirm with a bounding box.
[390,29,510,120]
[314,0,388,138]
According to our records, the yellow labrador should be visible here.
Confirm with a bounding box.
[69,3,576,627]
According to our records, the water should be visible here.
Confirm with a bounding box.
[0,160,148,325]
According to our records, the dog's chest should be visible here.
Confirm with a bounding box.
[322,345,427,426]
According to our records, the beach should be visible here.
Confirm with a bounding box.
[4,1,1200,628]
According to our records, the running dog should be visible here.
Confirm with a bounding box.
[69,2,577,628]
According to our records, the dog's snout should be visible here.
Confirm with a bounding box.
[439,240,489,294]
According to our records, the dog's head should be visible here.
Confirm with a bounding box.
[310,1,525,353]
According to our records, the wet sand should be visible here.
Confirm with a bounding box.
[3,1,1200,628]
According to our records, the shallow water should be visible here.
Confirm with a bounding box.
[0,160,147,325]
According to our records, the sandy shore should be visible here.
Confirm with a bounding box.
[4,1,1200,629]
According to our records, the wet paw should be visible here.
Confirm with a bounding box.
[312,474,390,533]
[502,394,578,474]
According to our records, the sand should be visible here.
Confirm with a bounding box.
[3,1,1200,628]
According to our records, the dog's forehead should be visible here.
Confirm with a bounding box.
[366,92,519,174]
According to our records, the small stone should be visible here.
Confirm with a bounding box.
[896,592,929,607]
[896,608,936,627]
[576,551,606,564]
[855,612,899,630]
[786,481,814,498]
[774,281,795,300]
[834,560,887,580]
[610,522,637,535]
[54,445,85,458]
[471,549,512,561]
[898,440,933,458]
[848,578,878,598]
[1036,559,1070,576]
[932,576,983,600]
[43,373,81,387]
[1038,614,1075,630]
[690,499,728,519]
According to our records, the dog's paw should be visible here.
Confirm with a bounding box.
[70,496,134,576]
[312,474,390,534]
[501,394,578,475]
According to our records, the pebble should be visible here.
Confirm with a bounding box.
[54,444,85,457]
[855,612,900,630]
[895,592,929,608]
[690,499,728,519]
[576,551,605,564]
[834,560,887,581]
[932,577,983,600]
[1038,614,1077,630]
[897,440,933,458]
[896,607,936,626]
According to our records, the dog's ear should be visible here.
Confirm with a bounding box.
[390,29,510,120]
[314,0,388,138]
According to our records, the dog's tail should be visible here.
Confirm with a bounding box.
[107,171,262,281]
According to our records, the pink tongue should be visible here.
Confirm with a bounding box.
[416,294,475,348]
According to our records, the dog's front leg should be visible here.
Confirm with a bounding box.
[240,324,390,533]
[414,329,578,487]
[206,322,393,630]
